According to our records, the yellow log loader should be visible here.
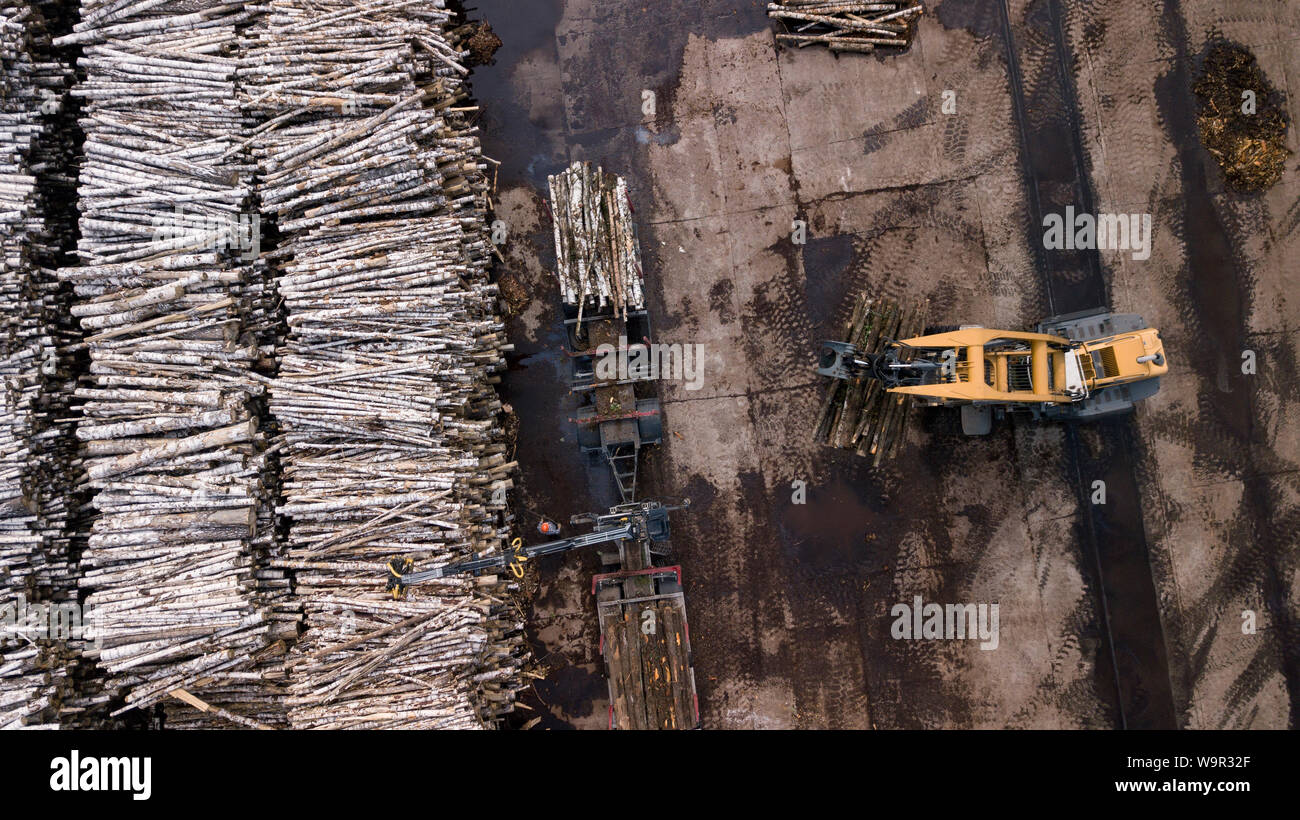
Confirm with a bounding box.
[817,308,1168,435]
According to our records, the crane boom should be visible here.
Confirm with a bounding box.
[386,499,687,596]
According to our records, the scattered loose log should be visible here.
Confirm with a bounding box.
[768,1,924,53]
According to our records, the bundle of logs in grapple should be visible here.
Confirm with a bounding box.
[767,2,924,53]
[0,1,89,729]
[815,295,928,466]
[242,0,525,729]
[54,0,294,728]
[547,161,644,319]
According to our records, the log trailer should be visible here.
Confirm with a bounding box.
[387,499,699,730]
[566,308,662,502]
[818,308,1168,435]
[548,161,661,503]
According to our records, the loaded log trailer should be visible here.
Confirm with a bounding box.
[387,499,700,730]
[548,161,661,502]
[498,163,693,727]
[817,302,1169,441]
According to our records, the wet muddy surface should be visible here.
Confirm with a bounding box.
[1148,1,1298,724]
[979,0,1175,728]
[469,0,1297,729]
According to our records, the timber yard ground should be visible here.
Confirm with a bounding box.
[472,0,1300,729]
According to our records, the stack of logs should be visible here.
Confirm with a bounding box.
[0,1,84,729]
[815,295,927,466]
[547,161,644,320]
[0,0,526,729]
[54,0,293,728]
[767,2,924,53]
[243,0,525,729]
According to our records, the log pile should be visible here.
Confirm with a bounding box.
[0,1,83,728]
[1,0,526,729]
[54,0,293,727]
[242,0,526,729]
[767,2,923,53]
[547,161,644,319]
[815,295,927,466]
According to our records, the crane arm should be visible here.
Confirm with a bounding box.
[386,522,638,595]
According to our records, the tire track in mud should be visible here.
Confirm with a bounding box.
[1151,0,1299,727]
[744,200,1059,727]
[672,236,883,727]
[976,0,1177,727]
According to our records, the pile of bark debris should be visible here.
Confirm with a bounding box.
[1195,43,1292,192]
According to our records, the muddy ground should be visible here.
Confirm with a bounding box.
[472,0,1298,729]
